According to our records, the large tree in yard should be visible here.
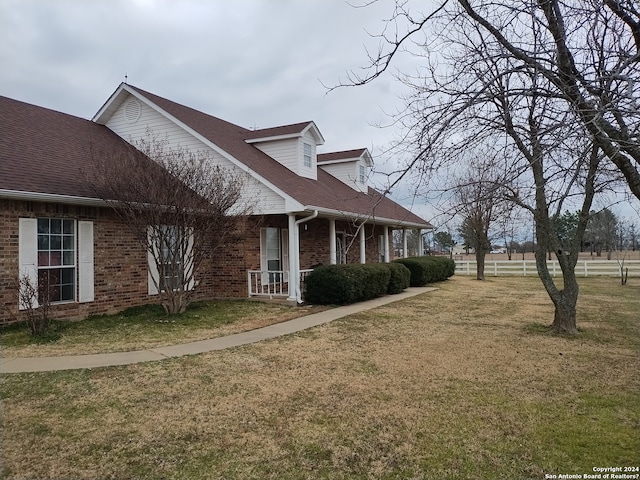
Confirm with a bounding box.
[336,0,639,333]
[91,133,252,314]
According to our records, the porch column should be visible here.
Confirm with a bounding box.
[383,226,390,263]
[287,214,297,302]
[403,228,408,258]
[329,219,337,265]
[359,223,366,264]
[418,229,424,256]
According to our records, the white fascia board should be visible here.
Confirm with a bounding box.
[92,82,128,123]
[362,150,373,167]
[301,121,325,145]
[317,157,359,166]
[245,133,301,143]
[109,85,301,214]
[303,205,432,229]
[317,149,371,166]
[0,189,108,206]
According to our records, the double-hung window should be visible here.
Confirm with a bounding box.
[303,143,312,168]
[37,218,76,303]
[19,217,94,308]
[159,225,181,292]
[359,164,366,184]
[147,225,194,295]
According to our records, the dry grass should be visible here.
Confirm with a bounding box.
[1,276,639,480]
[0,301,328,358]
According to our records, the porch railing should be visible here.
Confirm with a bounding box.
[247,269,314,298]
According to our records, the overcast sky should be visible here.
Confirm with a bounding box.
[1,0,637,227]
[0,0,408,152]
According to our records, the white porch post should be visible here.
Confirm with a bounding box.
[359,223,366,264]
[329,219,337,265]
[287,214,297,302]
[403,228,408,258]
[418,229,424,256]
[383,226,390,263]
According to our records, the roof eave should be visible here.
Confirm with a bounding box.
[301,205,432,229]
[0,189,109,207]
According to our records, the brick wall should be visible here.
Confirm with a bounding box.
[0,200,264,322]
[1,201,396,323]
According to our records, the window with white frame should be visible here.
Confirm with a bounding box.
[336,232,347,264]
[303,143,312,168]
[37,218,76,303]
[19,217,94,308]
[359,164,366,184]
[260,227,289,284]
[160,226,181,292]
[147,225,194,294]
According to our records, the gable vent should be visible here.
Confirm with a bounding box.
[124,98,141,123]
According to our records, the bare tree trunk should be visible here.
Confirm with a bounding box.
[534,245,579,334]
[550,285,579,334]
[475,248,486,280]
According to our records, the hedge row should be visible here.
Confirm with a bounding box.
[304,262,411,305]
[392,256,455,286]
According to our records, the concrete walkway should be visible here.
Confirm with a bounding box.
[0,287,436,374]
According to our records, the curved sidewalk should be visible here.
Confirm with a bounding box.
[0,287,436,374]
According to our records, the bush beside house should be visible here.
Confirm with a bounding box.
[304,263,413,305]
[393,257,455,286]
[386,262,411,294]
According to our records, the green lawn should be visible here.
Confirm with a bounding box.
[1,276,639,479]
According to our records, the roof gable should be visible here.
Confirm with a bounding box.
[110,85,429,227]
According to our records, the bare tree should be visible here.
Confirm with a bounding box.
[90,133,252,314]
[338,0,640,199]
[451,155,511,280]
[585,208,619,259]
[334,0,635,333]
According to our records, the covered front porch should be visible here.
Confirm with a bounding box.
[246,211,430,302]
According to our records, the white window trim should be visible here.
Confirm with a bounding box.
[359,164,366,184]
[303,142,312,168]
[147,225,194,295]
[18,217,94,309]
[259,227,289,284]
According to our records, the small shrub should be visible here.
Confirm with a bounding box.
[386,263,411,294]
[304,264,391,305]
[16,275,52,336]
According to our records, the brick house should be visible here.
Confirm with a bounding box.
[0,84,432,322]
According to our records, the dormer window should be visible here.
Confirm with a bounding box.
[303,143,312,168]
[359,164,366,184]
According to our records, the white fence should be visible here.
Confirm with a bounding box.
[455,260,640,277]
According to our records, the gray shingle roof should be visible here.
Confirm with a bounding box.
[0,95,145,202]
[127,85,431,228]
[1,88,431,228]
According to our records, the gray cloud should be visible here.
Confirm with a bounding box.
[0,0,404,156]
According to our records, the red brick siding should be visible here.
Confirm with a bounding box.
[1,202,396,323]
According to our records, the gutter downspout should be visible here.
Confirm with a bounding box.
[294,210,318,303]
